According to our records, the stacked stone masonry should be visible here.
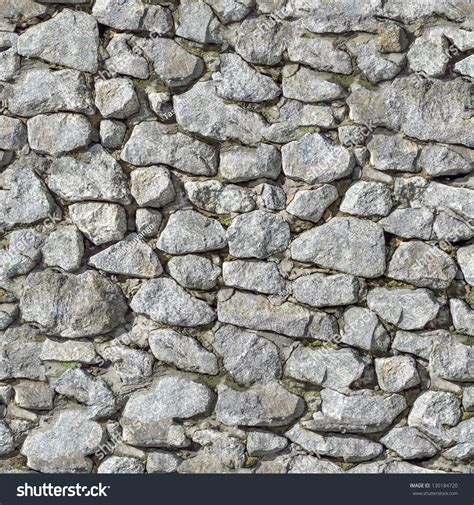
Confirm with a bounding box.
[0,0,473,474]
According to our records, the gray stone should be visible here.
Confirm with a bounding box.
[0,325,46,381]
[217,290,337,340]
[216,54,281,103]
[216,382,304,427]
[287,424,383,463]
[92,0,173,33]
[222,260,287,295]
[247,431,288,457]
[367,134,419,172]
[7,68,94,117]
[0,420,14,456]
[157,210,226,254]
[392,329,451,361]
[431,341,474,382]
[287,185,338,223]
[454,54,474,78]
[176,3,219,44]
[48,145,131,204]
[255,183,287,211]
[0,229,44,278]
[367,287,441,330]
[105,34,149,79]
[69,202,127,245]
[20,269,128,338]
[219,144,281,182]
[147,451,182,473]
[17,9,99,73]
[0,116,26,151]
[463,386,474,411]
[204,0,253,24]
[284,346,365,390]
[407,31,449,77]
[432,211,473,243]
[375,356,420,392]
[174,81,268,145]
[42,226,84,272]
[0,32,19,81]
[99,120,127,150]
[213,325,282,386]
[98,345,153,385]
[121,122,217,176]
[131,278,216,327]
[21,410,104,472]
[387,241,457,290]
[342,306,390,353]
[149,329,218,375]
[54,368,115,419]
[292,273,359,308]
[40,339,97,365]
[282,133,353,184]
[379,207,434,240]
[0,304,17,330]
[282,67,346,103]
[121,376,214,447]
[381,427,438,460]
[310,389,407,434]
[227,211,290,259]
[27,113,92,156]
[450,299,474,336]
[14,381,54,410]
[291,217,386,278]
[185,180,256,214]
[135,209,162,239]
[89,234,163,279]
[95,78,139,119]
[457,245,474,285]
[134,37,203,88]
[340,181,392,217]
[167,255,220,291]
[98,456,144,474]
[131,166,175,209]
[289,455,343,474]
[417,145,472,177]
[0,163,56,230]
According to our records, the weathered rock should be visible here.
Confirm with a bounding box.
[14,380,54,410]
[130,278,216,327]
[20,269,128,338]
[213,325,282,386]
[21,410,104,473]
[454,54,474,78]
[457,245,474,285]
[291,217,386,278]
[430,341,474,382]
[157,211,227,254]
[130,166,175,208]
[287,185,338,223]
[380,427,438,460]
[463,386,474,412]
[48,145,131,204]
[222,260,287,295]
[255,183,287,210]
[95,78,140,119]
[407,31,449,77]
[247,431,288,457]
[282,67,346,103]
[387,241,457,289]
[375,356,420,392]
[450,299,474,337]
[292,273,359,308]
[17,9,99,73]
[226,211,290,259]
[40,339,97,365]
[342,306,390,353]
[99,119,127,150]
[367,134,419,172]
[289,455,343,474]
[340,181,392,217]
[216,382,304,427]
[432,211,473,243]
[149,329,218,375]
[69,202,127,245]
[185,180,256,214]
[392,329,452,361]
[121,122,217,176]
[98,456,144,474]
[168,255,220,290]
[98,345,153,385]
[104,34,149,79]
[135,209,162,239]
[27,113,92,156]
[147,451,182,473]
[417,145,472,177]
[0,116,26,151]
[42,226,84,272]
[176,2,219,44]
[0,421,14,456]
[0,32,19,81]
[204,0,253,24]
[367,287,441,330]
[379,207,434,240]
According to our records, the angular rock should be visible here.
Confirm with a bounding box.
[168,255,220,290]
[157,211,227,254]
[121,122,217,176]
[292,273,359,308]
[289,455,343,474]
[42,225,84,272]
[463,386,474,412]
[130,278,216,327]
[135,209,162,239]
[48,145,131,204]
[99,119,127,150]
[98,456,144,474]
[432,211,473,243]
[457,245,474,285]
[89,234,162,279]
[367,287,441,330]
[204,0,253,24]
[20,269,128,338]
[291,217,386,278]
[431,341,474,382]
[40,339,97,365]
[222,260,287,295]
[255,183,287,210]
[213,325,282,386]
[69,202,127,245]
[216,382,304,427]
[381,427,438,460]
[454,54,474,78]
[417,145,472,177]
[131,166,175,208]
[287,185,338,223]
[0,421,14,456]
[450,299,474,337]
[17,9,99,73]
[98,345,153,385]
[95,78,140,119]
[407,31,449,77]
[247,431,288,457]
[14,380,54,410]
[342,306,390,353]
[387,241,457,289]
[282,67,346,103]
[149,329,218,375]
[367,134,419,172]
[0,116,26,151]
[379,207,434,240]
[226,211,290,259]
[147,451,182,473]
[105,34,149,79]
[0,32,19,81]
[375,356,420,392]
[340,181,392,217]
[176,3,219,44]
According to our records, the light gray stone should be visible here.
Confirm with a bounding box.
[255,183,287,211]
[454,54,474,78]
[432,211,473,243]
[0,420,14,456]
[282,67,346,103]
[40,339,97,365]
[105,34,149,79]
[387,241,457,289]
[247,431,288,457]
[42,226,84,272]
[204,0,253,24]
[287,185,338,223]
[375,356,420,392]
[14,381,54,410]
[213,325,282,386]
[0,32,19,81]
[289,455,343,474]
[135,209,162,239]
[380,427,438,460]
[392,329,452,361]
[98,345,154,385]
[367,134,419,172]
[131,166,175,208]
[407,31,449,77]
[379,207,434,240]
[292,273,359,308]
[176,3,219,44]
[147,451,182,473]
[98,456,144,474]
[0,116,26,151]
[168,255,220,290]
[157,210,227,254]
[216,382,304,427]
[130,278,216,327]
[20,269,128,338]
[463,386,474,411]
[226,211,290,259]
[367,287,441,330]
[450,299,474,337]
[222,260,287,295]
[99,120,127,150]
[95,78,139,119]
[417,145,472,177]
[457,245,474,285]
[431,341,474,382]
[340,181,392,217]
[342,306,390,353]
[149,329,218,375]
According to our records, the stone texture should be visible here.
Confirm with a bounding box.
[340,181,392,217]
[342,306,390,353]
[292,273,359,308]
[95,78,139,119]
[375,356,420,392]
[286,185,338,223]
[168,255,220,290]
[222,260,287,295]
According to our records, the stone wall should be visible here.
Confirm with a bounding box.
[0,0,473,474]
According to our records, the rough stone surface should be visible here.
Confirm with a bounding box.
[168,255,220,290]
[340,181,392,217]
[286,185,338,223]
[292,273,359,308]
